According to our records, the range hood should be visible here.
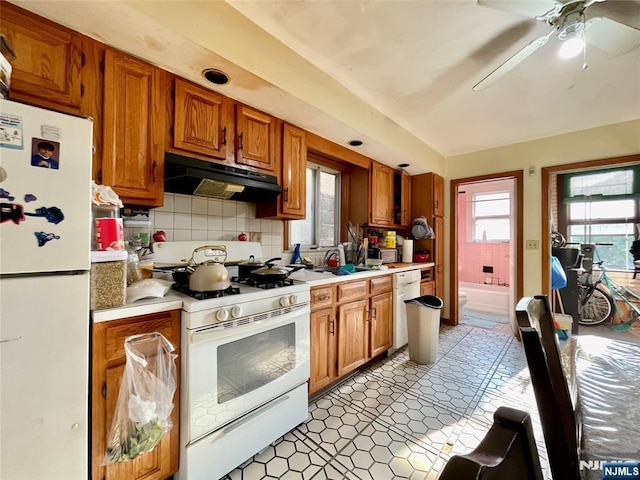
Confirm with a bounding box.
[164,152,282,202]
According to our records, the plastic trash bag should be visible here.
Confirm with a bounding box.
[103,332,177,465]
[551,256,567,290]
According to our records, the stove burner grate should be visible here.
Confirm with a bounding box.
[232,277,294,289]
[172,283,240,300]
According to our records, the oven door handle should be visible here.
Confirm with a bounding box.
[189,307,310,346]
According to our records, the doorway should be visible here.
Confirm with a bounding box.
[450,171,524,334]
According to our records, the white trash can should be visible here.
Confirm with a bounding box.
[404,295,443,364]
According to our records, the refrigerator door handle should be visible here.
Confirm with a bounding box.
[0,336,22,344]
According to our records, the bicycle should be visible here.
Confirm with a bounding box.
[577,244,640,330]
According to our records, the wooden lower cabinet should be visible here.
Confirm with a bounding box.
[91,309,180,480]
[310,307,335,393]
[421,280,436,296]
[309,275,393,396]
[336,299,369,377]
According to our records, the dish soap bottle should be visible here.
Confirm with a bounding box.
[290,243,302,264]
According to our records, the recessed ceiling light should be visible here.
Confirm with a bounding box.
[398,163,410,168]
[348,140,363,146]
[202,68,230,85]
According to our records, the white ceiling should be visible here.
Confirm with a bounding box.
[11,0,640,171]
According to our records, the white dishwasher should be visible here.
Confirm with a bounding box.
[392,269,422,352]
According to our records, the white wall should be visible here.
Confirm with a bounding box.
[444,119,640,317]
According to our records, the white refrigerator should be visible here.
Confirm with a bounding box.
[0,99,92,479]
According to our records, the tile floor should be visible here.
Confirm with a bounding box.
[223,325,550,480]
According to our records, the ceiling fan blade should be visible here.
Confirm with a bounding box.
[478,0,558,19]
[473,29,554,91]
[585,17,640,56]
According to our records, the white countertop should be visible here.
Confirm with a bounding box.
[91,293,184,323]
[92,262,435,321]
[288,262,435,286]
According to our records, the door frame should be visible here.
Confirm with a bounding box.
[540,154,640,295]
[449,170,524,325]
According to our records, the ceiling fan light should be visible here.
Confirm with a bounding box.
[559,35,585,59]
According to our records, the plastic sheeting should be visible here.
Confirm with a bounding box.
[572,335,640,478]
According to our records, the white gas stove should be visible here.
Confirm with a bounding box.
[152,241,311,479]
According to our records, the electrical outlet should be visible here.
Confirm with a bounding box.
[526,240,539,250]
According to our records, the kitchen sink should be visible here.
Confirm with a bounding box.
[313,266,372,274]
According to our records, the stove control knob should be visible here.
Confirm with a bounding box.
[231,306,242,318]
[216,309,229,322]
[289,294,298,305]
[279,296,290,307]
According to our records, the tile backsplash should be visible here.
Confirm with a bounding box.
[148,194,285,258]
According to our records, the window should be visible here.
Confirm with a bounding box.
[563,166,640,270]
[289,163,341,247]
[471,192,510,242]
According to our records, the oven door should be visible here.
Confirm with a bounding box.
[185,304,310,443]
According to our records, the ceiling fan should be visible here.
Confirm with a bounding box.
[474,0,640,91]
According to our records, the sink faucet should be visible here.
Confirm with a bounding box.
[323,248,339,266]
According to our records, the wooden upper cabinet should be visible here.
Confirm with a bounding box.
[102,49,164,206]
[280,124,306,217]
[172,78,232,161]
[256,122,306,220]
[2,3,83,114]
[433,173,444,217]
[400,170,412,226]
[235,104,277,173]
[370,162,394,226]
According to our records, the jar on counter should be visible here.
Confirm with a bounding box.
[126,253,143,286]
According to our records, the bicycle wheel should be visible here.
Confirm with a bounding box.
[579,286,614,326]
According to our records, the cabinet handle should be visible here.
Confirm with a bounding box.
[283,187,289,202]
[102,382,106,398]
[151,160,157,183]
[330,319,335,336]
[317,295,330,301]
[366,309,371,322]
[372,306,377,320]
[238,133,243,150]
[222,127,227,146]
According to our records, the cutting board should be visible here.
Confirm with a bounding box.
[383,263,413,269]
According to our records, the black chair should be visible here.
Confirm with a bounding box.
[630,240,640,278]
[439,407,543,480]
[515,295,581,480]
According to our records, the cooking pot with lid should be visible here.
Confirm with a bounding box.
[238,255,266,279]
[188,245,231,292]
[250,258,306,283]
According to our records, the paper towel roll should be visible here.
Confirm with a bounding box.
[402,239,414,263]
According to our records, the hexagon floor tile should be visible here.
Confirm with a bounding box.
[220,326,550,479]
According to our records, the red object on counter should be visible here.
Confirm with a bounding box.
[153,231,166,242]
[413,253,430,262]
[238,232,248,241]
[95,218,125,250]
[327,258,339,267]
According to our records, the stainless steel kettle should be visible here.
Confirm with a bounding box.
[188,245,231,292]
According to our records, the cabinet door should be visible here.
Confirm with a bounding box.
[236,104,276,172]
[103,365,175,480]
[2,4,83,114]
[336,300,369,377]
[400,170,412,227]
[92,310,180,480]
[173,78,230,160]
[102,50,164,206]
[370,292,392,358]
[281,123,307,217]
[433,173,444,217]
[421,281,435,296]
[370,162,393,226]
[309,308,335,394]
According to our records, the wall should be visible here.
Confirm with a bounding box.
[457,179,512,286]
[444,119,640,317]
[149,194,285,259]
